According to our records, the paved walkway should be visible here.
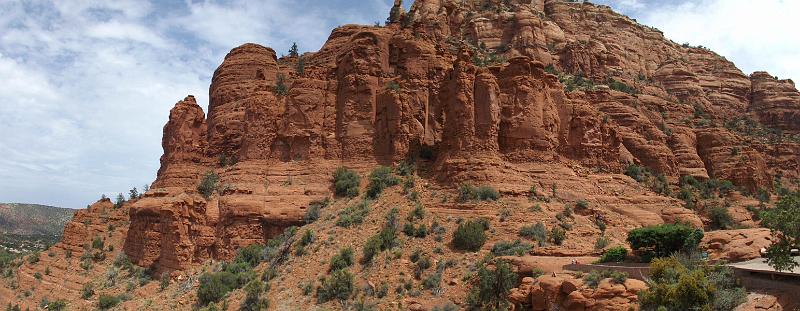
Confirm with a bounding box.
[728,257,800,277]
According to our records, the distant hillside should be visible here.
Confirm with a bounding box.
[0,203,75,236]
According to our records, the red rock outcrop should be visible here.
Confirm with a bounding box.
[40,0,777,275]
[509,275,647,311]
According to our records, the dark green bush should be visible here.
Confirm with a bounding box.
[316,269,354,303]
[519,222,547,246]
[362,209,399,264]
[241,280,269,311]
[575,200,589,211]
[458,184,499,202]
[333,167,360,198]
[452,219,488,251]
[81,283,94,299]
[197,171,219,199]
[476,186,499,201]
[304,199,328,223]
[597,246,628,263]
[491,240,533,256]
[366,166,400,199]
[626,223,704,262]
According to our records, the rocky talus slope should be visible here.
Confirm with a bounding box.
[2,0,799,309]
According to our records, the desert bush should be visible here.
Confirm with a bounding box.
[362,209,399,264]
[197,271,239,305]
[240,279,269,311]
[458,184,500,202]
[519,222,548,246]
[273,74,288,96]
[575,200,589,211]
[452,219,488,251]
[316,269,354,303]
[197,171,219,199]
[160,272,170,291]
[708,206,734,230]
[366,166,400,199]
[332,167,360,198]
[626,223,704,262]
[336,200,370,227]
[597,246,628,263]
[491,240,533,256]
[92,236,104,250]
[329,247,354,272]
[304,198,328,223]
[640,256,746,311]
[466,260,518,310]
[549,227,566,245]
[81,283,94,299]
[594,236,610,250]
[98,294,122,310]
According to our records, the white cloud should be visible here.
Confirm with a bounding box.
[601,0,800,80]
[0,0,393,208]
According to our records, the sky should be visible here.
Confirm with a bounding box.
[0,0,797,208]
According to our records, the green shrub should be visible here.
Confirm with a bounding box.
[624,164,646,182]
[365,166,400,199]
[98,294,122,310]
[466,260,518,310]
[491,240,533,256]
[452,219,488,251]
[333,167,360,198]
[42,300,66,311]
[81,283,94,299]
[27,252,40,264]
[336,200,370,227]
[273,74,288,96]
[329,247,354,272]
[708,206,734,230]
[362,209,399,264]
[519,222,548,246]
[549,227,566,245]
[304,199,328,223]
[597,246,627,263]
[241,280,269,311]
[160,273,170,291]
[594,236,610,250]
[626,223,704,262]
[197,271,239,305]
[640,256,746,311]
[575,200,589,211]
[761,192,800,271]
[316,269,354,303]
[92,236,104,250]
[476,186,499,201]
[197,171,219,199]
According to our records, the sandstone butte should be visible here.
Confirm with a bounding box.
[2,0,799,310]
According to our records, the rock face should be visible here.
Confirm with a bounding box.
[508,275,647,311]
[109,0,800,273]
[702,228,773,262]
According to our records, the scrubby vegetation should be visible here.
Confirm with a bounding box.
[583,270,628,288]
[624,164,671,196]
[452,219,488,251]
[197,171,220,199]
[627,223,703,262]
[639,255,747,311]
[365,166,400,199]
[466,260,518,310]
[361,208,399,265]
[336,200,370,228]
[491,240,533,256]
[197,227,296,307]
[458,184,500,202]
[333,167,360,198]
[519,222,547,246]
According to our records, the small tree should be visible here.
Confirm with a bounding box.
[295,57,305,75]
[597,246,628,263]
[549,227,566,245]
[197,171,219,199]
[129,187,139,200]
[467,260,518,310]
[761,192,800,271]
[316,269,354,303]
[288,42,299,57]
[365,166,400,199]
[160,272,170,291]
[274,74,288,96]
[114,193,125,209]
